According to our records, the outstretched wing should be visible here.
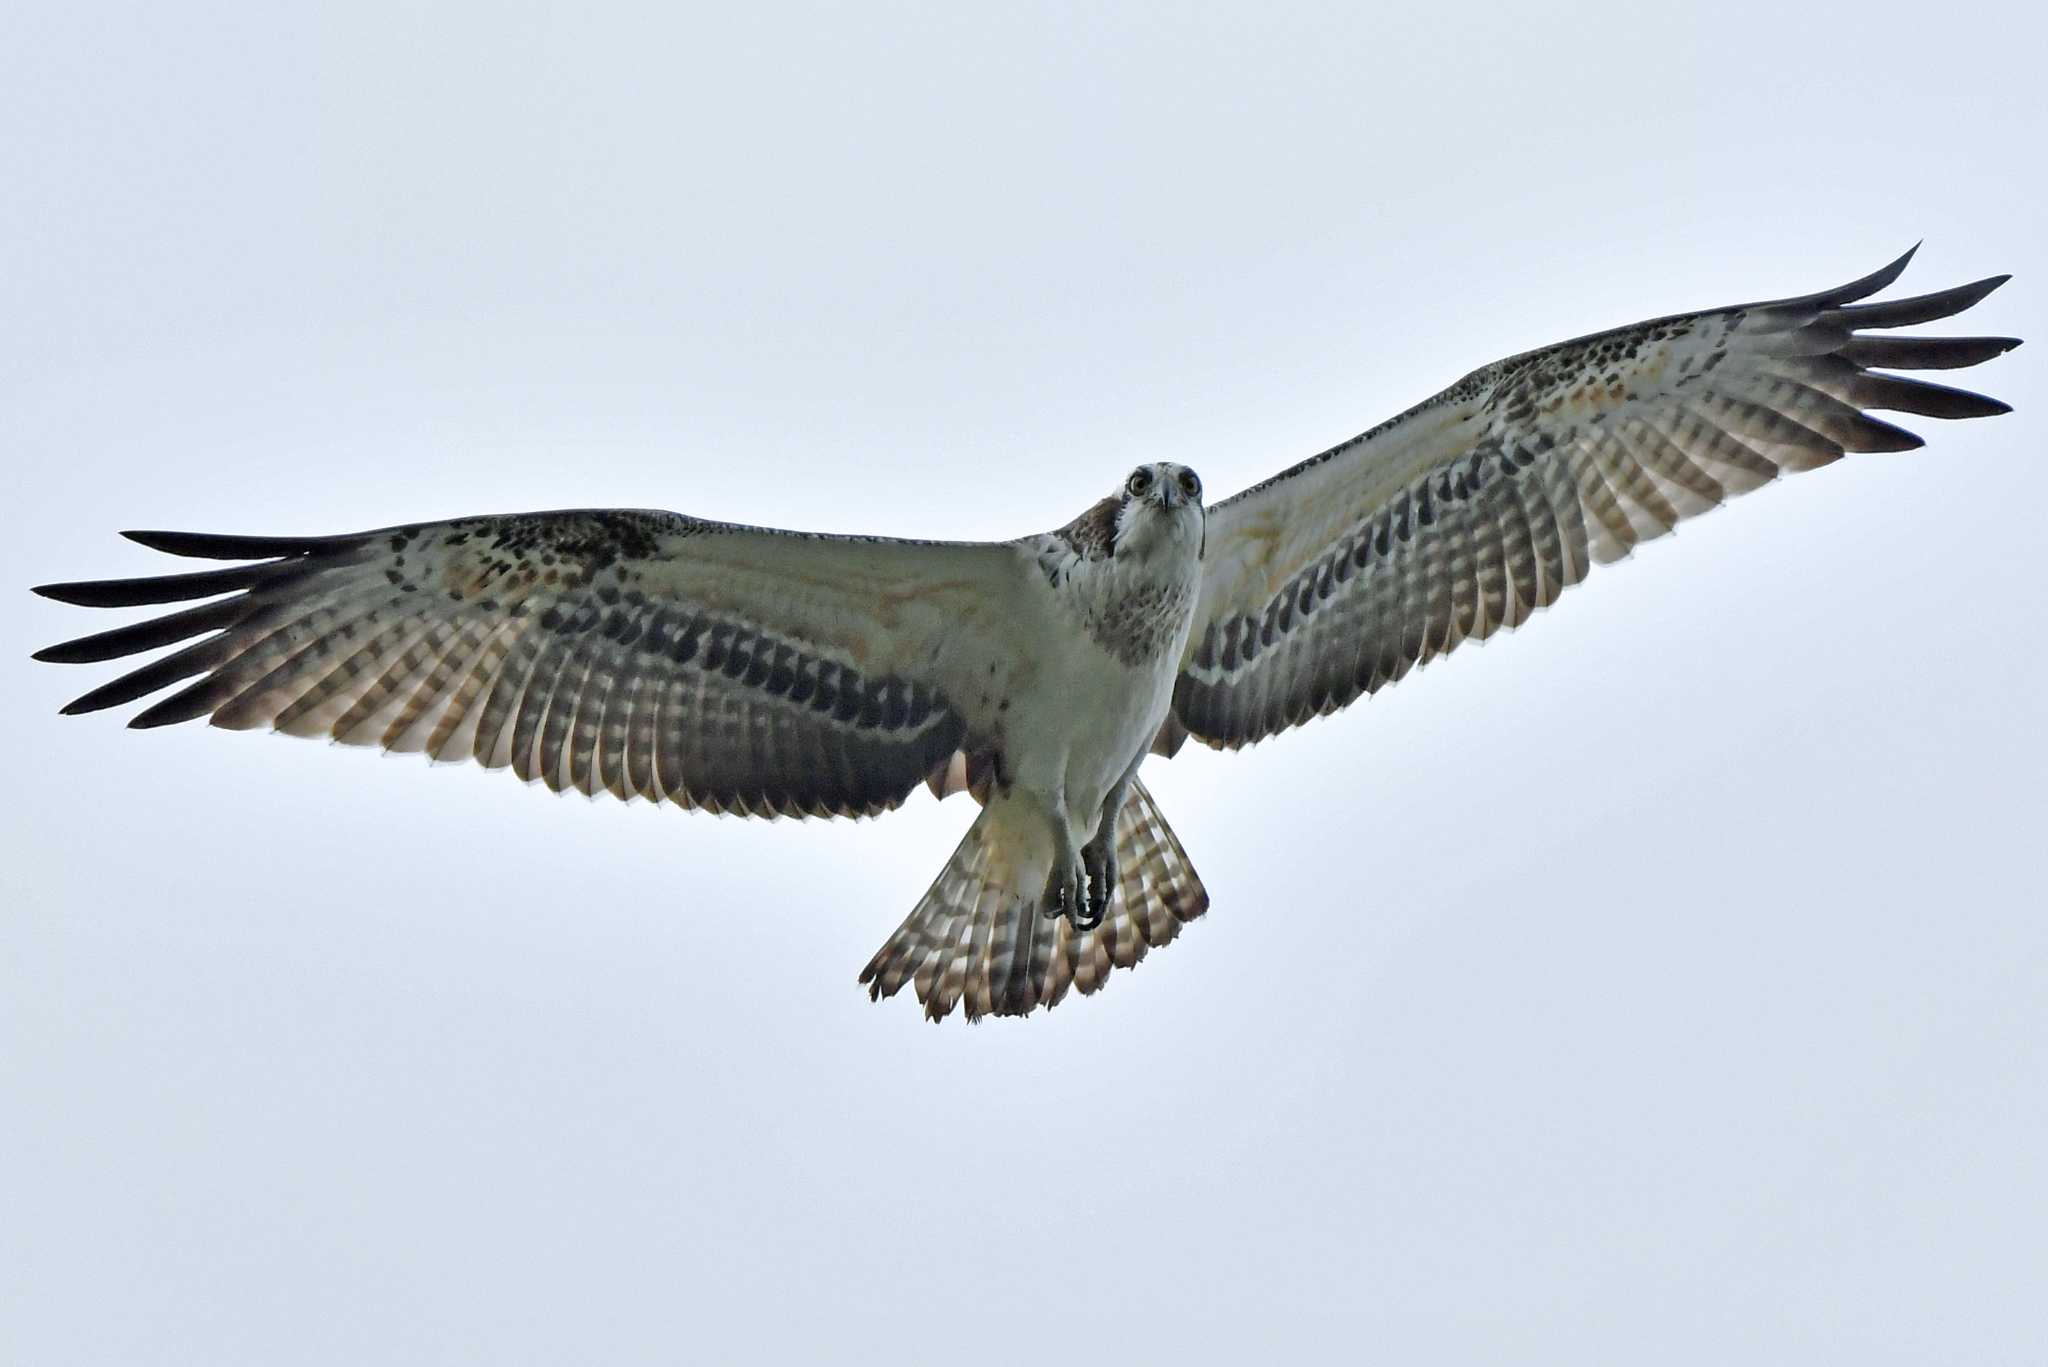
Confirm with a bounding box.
[35,508,1030,818]
[1161,248,2019,752]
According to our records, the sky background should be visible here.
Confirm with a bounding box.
[4,3,2042,1362]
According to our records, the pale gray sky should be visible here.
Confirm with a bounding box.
[5,2,2042,1363]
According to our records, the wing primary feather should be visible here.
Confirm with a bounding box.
[1840,334,2022,370]
[1588,429,1681,543]
[41,508,995,844]
[295,612,418,738]
[129,672,249,729]
[211,590,404,732]
[1646,410,1782,488]
[120,529,355,560]
[56,633,242,715]
[1851,373,2013,419]
[1691,392,1843,459]
[1158,252,2015,759]
[1564,441,1641,563]
[1795,244,1920,307]
[33,596,254,664]
[32,561,302,608]
[329,615,451,745]
[1830,275,2011,329]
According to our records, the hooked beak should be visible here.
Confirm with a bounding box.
[1158,482,1183,510]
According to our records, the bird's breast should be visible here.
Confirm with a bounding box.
[1084,577,1195,668]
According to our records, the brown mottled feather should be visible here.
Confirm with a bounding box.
[1171,249,2017,751]
[35,509,1000,821]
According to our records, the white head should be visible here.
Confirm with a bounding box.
[1112,461,1206,563]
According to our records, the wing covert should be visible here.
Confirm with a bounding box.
[35,509,1028,819]
[1164,248,2019,752]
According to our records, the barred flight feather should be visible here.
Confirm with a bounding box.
[35,510,1018,822]
[1168,246,2018,751]
[34,246,2017,1022]
[859,777,1207,1022]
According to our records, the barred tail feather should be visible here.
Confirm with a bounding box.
[860,777,1208,1022]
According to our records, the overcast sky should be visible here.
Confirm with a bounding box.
[5,3,2042,1363]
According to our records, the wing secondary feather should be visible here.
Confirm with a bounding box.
[36,509,1028,819]
[1165,248,2019,751]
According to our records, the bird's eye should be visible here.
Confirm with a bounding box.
[1127,469,1153,497]
[1178,470,1201,500]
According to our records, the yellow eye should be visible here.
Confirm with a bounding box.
[1178,470,1201,499]
[1127,469,1153,496]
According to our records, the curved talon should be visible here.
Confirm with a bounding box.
[1077,838,1116,929]
[1040,855,1089,924]
[1042,825,1118,930]
[1039,879,1069,920]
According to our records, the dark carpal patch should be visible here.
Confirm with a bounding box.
[1048,495,1118,568]
[1168,247,2018,751]
[32,507,979,820]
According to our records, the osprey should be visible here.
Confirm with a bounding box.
[34,248,2018,1021]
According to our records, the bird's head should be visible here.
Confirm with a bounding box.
[1112,461,1206,562]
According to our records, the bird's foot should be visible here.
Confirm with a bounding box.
[1040,852,1103,930]
[1080,836,1117,928]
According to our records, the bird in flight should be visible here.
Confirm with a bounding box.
[34,247,2018,1021]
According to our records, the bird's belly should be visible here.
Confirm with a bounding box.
[1006,640,1177,836]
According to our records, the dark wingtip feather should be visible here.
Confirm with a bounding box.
[49,640,230,715]
[1815,244,1921,306]
[31,597,248,665]
[1841,334,2023,370]
[33,640,101,665]
[30,561,284,608]
[1842,415,1926,453]
[127,677,232,729]
[1856,373,2012,420]
[121,529,338,560]
[1836,274,2012,329]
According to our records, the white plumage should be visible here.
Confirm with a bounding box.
[34,247,2018,1020]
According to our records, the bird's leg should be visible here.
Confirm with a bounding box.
[1074,766,1139,930]
[1037,809,1090,927]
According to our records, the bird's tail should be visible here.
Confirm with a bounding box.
[859,777,1208,1021]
